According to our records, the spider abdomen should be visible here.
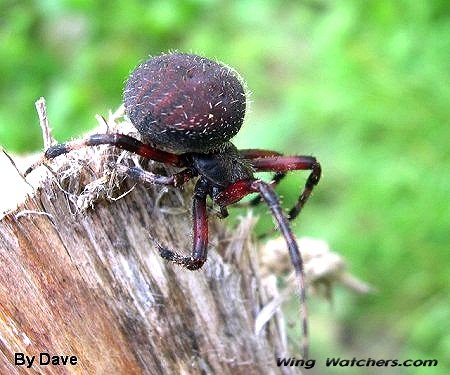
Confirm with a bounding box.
[124,53,246,154]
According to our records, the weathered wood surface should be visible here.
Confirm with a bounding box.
[0,136,296,374]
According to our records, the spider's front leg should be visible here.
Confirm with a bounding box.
[238,150,286,207]
[246,152,321,221]
[25,133,185,176]
[154,178,209,270]
[214,178,310,359]
[112,163,196,187]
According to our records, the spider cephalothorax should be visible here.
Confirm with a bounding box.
[25,52,321,358]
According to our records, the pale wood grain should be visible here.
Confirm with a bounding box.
[0,141,295,375]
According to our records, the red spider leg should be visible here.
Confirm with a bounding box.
[24,133,185,176]
[237,149,287,206]
[239,149,282,159]
[113,163,196,187]
[154,178,209,270]
[249,155,321,221]
[214,179,309,359]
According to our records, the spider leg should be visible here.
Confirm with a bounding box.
[154,178,209,270]
[254,180,309,359]
[214,178,309,359]
[239,149,282,159]
[25,133,185,176]
[112,163,195,187]
[244,171,287,207]
[248,155,321,221]
[227,149,285,207]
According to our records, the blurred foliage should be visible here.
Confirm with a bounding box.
[1,0,449,373]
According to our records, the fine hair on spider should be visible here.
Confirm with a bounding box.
[25,52,321,359]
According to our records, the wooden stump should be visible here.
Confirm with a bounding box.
[0,136,296,374]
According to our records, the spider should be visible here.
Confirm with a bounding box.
[25,52,321,358]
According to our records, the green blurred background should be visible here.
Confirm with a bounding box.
[1,1,449,373]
